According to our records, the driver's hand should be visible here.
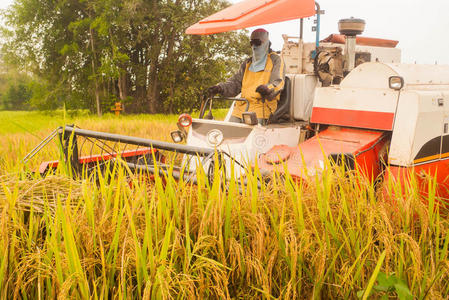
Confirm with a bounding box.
[207,85,223,97]
[256,84,273,98]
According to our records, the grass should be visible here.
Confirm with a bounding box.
[0,111,449,299]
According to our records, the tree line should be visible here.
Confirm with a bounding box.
[0,0,249,114]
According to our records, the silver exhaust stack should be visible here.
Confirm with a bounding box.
[338,18,365,72]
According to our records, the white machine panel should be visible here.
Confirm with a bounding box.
[388,92,422,166]
[186,119,302,178]
[288,74,319,121]
[389,92,448,166]
[388,91,449,168]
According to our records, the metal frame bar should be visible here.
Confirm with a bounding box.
[315,2,321,51]
[199,97,250,119]
[23,127,62,164]
[60,126,215,156]
[312,1,323,59]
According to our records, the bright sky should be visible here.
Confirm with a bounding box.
[0,0,9,9]
[1,0,448,64]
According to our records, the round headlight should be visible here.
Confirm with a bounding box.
[170,130,184,143]
[207,129,224,146]
[178,113,192,127]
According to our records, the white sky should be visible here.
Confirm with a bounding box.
[0,0,9,9]
[1,0,448,64]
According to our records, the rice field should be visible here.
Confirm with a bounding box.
[0,111,448,299]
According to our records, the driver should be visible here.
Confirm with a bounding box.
[207,28,285,124]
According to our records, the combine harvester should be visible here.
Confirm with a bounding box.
[27,0,449,204]
[177,0,401,179]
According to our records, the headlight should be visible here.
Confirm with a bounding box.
[206,129,224,146]
[389,76,404,90]
[178,113,192,127]
[171,130,184,143]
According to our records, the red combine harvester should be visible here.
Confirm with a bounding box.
[25,0,449,206]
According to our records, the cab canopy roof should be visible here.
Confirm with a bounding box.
[186,0,316,35]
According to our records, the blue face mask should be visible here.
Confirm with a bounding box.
[249,40,269,72]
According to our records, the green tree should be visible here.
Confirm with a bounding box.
[1,0,249,114]
[1,82,31,110]
[0,67,35,110]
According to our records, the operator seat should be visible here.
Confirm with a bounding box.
[268,76,291,123]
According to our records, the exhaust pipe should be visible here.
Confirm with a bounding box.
[338,17,365,72]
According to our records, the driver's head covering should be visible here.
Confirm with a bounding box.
[249,28,270,72]
[250,28,269,43]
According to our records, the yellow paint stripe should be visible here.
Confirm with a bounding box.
[413,151,449,164]
[441,152,449,159]
[414,153,441,164]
